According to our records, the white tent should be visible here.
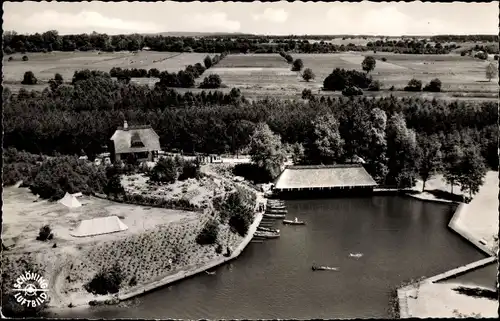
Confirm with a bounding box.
[58,192,82,208]
[70,216,128,237]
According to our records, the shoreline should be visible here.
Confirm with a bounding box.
[396,187,498,318]
[47,183,264,314]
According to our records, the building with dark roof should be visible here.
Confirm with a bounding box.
[273,164,377,198]
[110,121,161,163]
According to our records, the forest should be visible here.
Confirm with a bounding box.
[3,67,497,195]
[4,30,490,55]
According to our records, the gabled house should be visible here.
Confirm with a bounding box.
[110,121,161,163]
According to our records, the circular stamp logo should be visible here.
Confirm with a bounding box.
[12,271,49,308]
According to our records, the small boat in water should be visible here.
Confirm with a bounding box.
[263,213,286,219]
[267,204,286,210]
[349,253,363,259]
[283,217,305,225]
[265,209,287,214]
[257,226,280,233]
[254,231,280,239]
[312,265,339,271]
[205,271,216,275]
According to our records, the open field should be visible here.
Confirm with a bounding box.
[2,51,212,83]
[3,51,498,101]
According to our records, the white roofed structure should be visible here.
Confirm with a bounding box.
[70,216,128,237]
[59,192,82,208]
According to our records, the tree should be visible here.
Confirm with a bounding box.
[404,78,422,91]
[416,134,443,192]
[22,55,29,61]
[302,68,315,82]
[291,58,304,72]
[49,73,64,91]
[290,142,305,165]
[199,74,222,89]
[249,123,287,180]
[442,133,464,195]
[342,86,363,96]
[485,62,497,82]
[21,71,37,85]
[386,113,419,188]
[362,56,376,74]
[364,108,388,183]
[307,113,345,164]
[196,219,219,245]
[458,145,487,200]
[423,78,442,92]
[301,88,314,100]
[204,55,213,69]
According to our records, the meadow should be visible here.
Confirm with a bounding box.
[207,52,498,100]
[3,51,498,101]
[2,51,212,84]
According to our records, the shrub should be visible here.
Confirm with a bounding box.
[36,225,54,241]
[368,80,381,91]
[150,157,177,184]
[8,56,13,61]
[474,51,488,60]
[302,68,315,82]
[21,71,37,85]
[196,219,219,245]
[381,57,387,62]
[215,243,223,254]
[404,78,423,92]
[22,55,29,61]
[233,163,273,184]
[494,54,499,61]
[128,276,137,287]
[285,54,293,64]
[84,263,124,295]
[30,156,107,200]
[423,78,442,92]
[342,86,363,96]
[460,51,467,57]
[302,88,314,100]
[389,85,395,91]
[199,74,222,89]
[178,161,201,181]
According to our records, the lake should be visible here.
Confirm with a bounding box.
[53,196,488,319]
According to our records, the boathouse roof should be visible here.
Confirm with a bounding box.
[274,164,377,190]
[110,121,160,154]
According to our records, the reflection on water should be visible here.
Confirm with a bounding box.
[52,196,486,319]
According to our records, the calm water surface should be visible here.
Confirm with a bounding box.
[54,196,486,319]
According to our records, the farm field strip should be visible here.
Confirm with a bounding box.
[2,51,213,82]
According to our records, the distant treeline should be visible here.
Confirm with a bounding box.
[5,30,496,55]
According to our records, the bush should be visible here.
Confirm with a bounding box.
[367,80,381,91]
[474,52,488,60]
[204,55,213,69]
[150,157,177,183]
[22,55,29,61]
[302,88,314,100]
[128,276,137,287]
[8,56,13,61]
[196,219,219,245]
[389,85,395,91]
[178,161,201,181]
[423,78,442,92]
[84,263,124,295]
[381,57,387,62]
[460,51,467,57]
[404,78,423,92]
[233,163,273,184]
[285,54,293,64]
[199,74,222,89]
[323,68,372,91]
[342,86,363,96]
[494,54,499,61]
[36,225,54,241]
[21,71,37,85]
[30,156,107,200]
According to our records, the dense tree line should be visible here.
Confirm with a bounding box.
[430,35,499,43]
[4,69,497,189]
[3,30,477,55]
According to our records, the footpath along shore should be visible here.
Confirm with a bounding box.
[396,172,499,318]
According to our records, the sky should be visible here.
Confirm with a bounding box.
[3,1,499,36]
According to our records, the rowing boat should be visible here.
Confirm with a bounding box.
[283,219,305,225]
[265,209,288,214]
[263,213,286,219]
[312,266,339,271]
[254,231,280,239]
